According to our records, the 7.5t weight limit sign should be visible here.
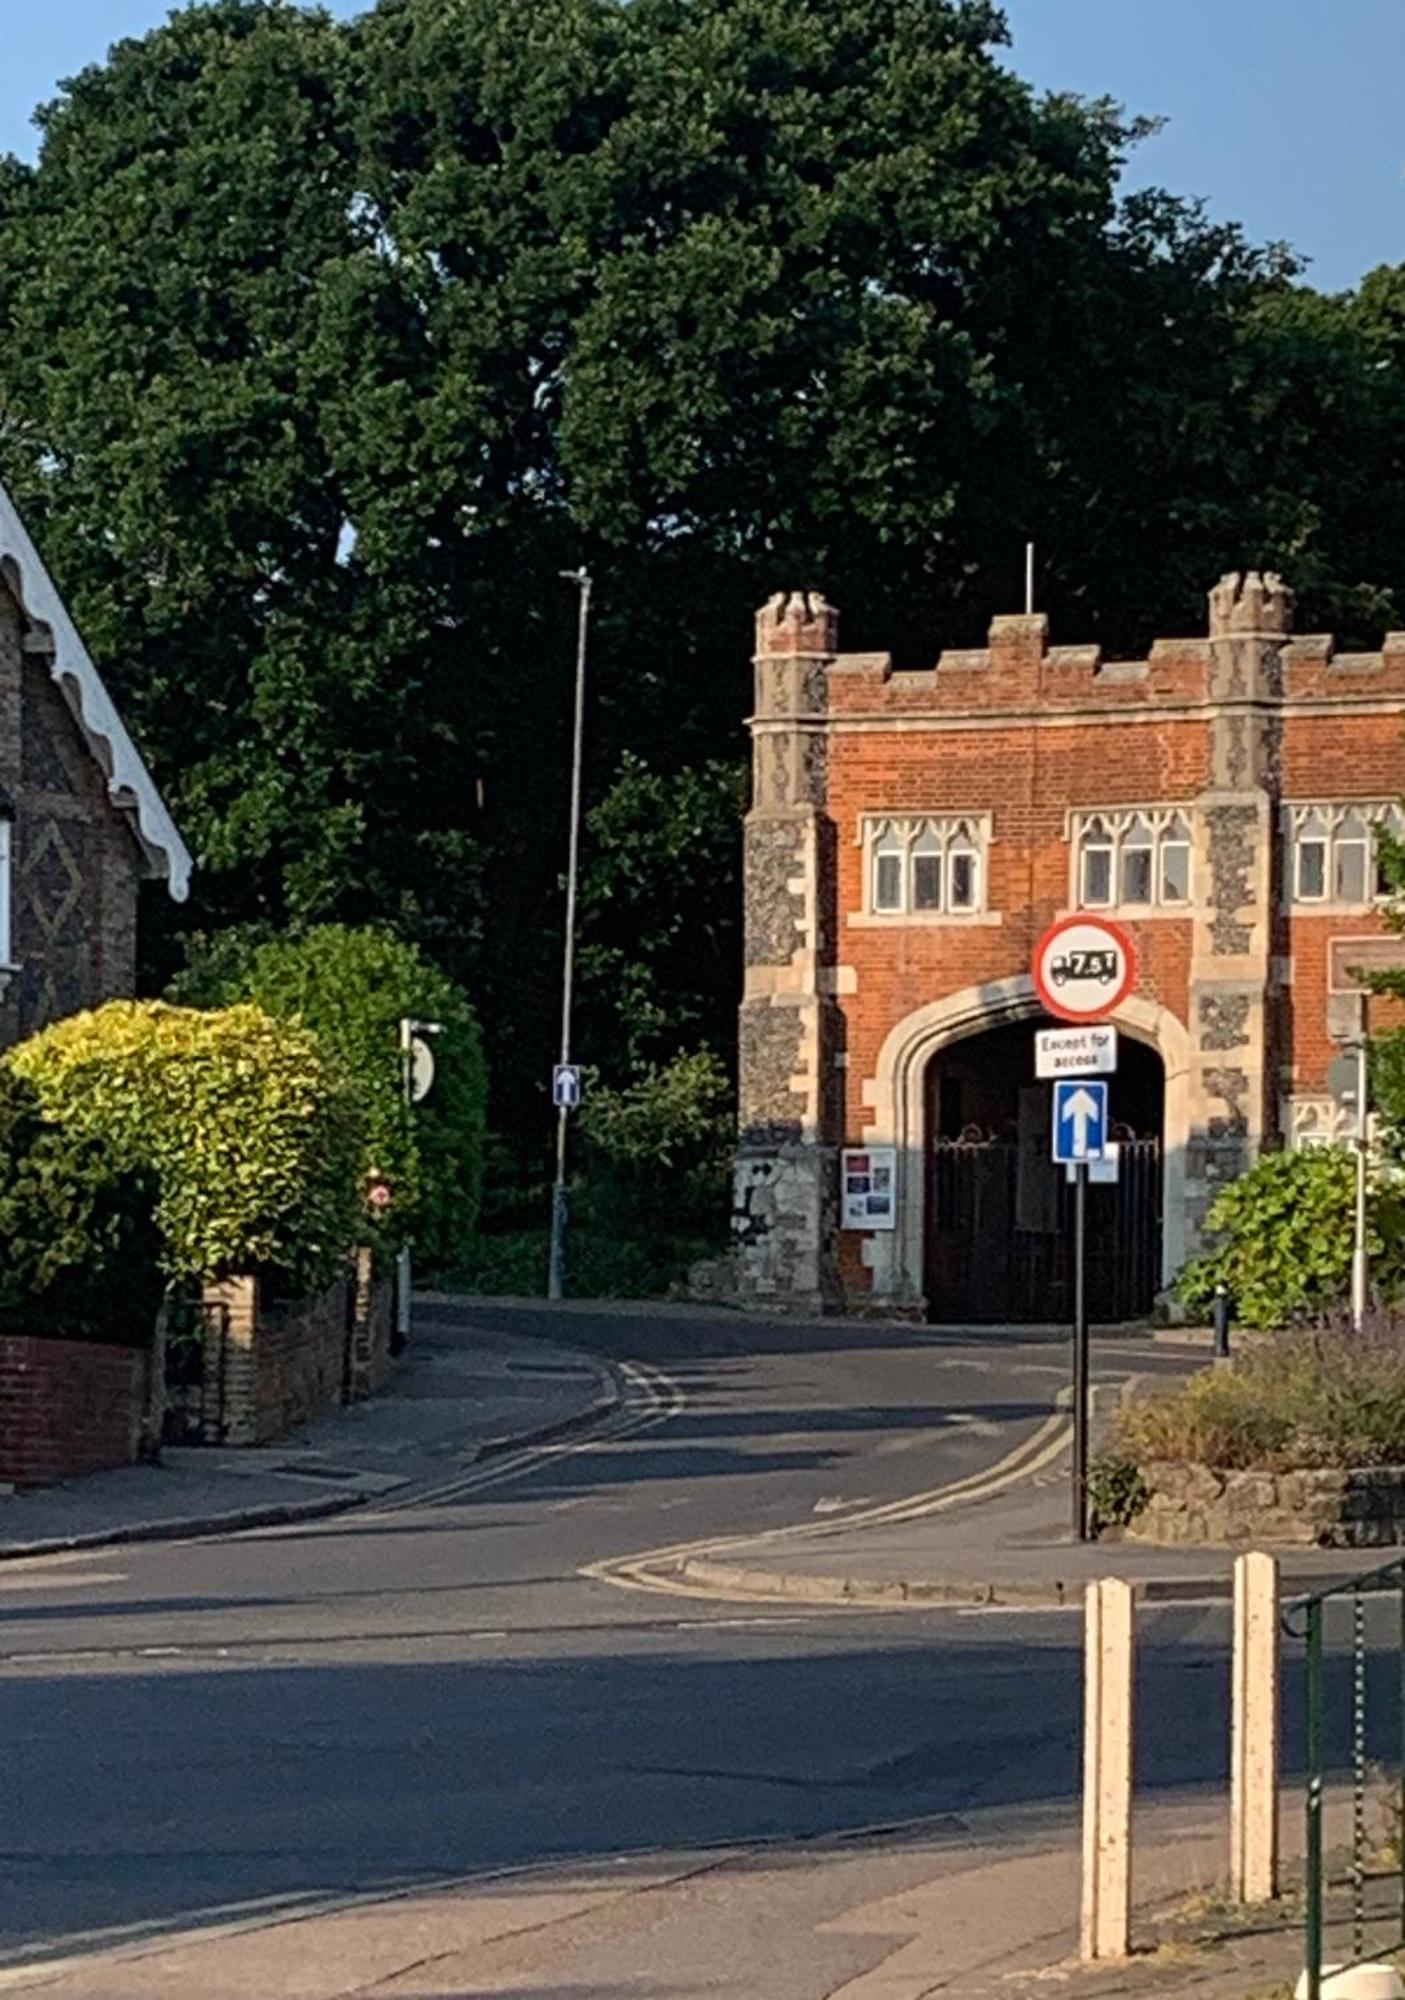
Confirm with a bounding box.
[1033,914,1138,1023]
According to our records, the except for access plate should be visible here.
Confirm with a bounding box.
[1035,1024,1118,1079]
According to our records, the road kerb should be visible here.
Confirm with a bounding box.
[673,1553,1378,1612]
[0,1360,623,1565]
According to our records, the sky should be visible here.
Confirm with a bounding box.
[1,1,1402,293]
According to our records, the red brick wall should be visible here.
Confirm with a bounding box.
[252,1267,393,1444]
[831,713,1209,1143]
[0,1335,144,1488]
[255,1277,353,1443]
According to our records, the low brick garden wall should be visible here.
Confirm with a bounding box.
[182,1253,393,1448]
[1127,1459,1405,1548]
[0,1334,147,1488]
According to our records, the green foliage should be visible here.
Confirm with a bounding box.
[451,1224,716,1301]
[1115,1325,1405,1471]
[576,758,746,1077]
[7,1001,364,1291]
[4,0,1405,1182]
[171,923,487,1266]
[579,1047,733,1239]
[0,1068,163,1342]
[1086,1455,1150,1533]
[1175,1149,1405,1329]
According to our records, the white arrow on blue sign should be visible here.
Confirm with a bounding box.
[1052,1078,1108,1164]
[553,1063,582,1110]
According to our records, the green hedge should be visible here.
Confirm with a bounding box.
[8,1000,365,1291]
[0,1068,163,1343]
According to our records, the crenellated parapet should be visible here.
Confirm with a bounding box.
[755,590,840,658]
[1208,570,1295,638]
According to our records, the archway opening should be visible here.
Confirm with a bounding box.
[923,1015,1163,1325]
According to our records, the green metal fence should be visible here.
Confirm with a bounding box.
[1284,1557,1405,1999]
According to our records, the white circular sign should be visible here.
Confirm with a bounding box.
[409,1036,437,1104]
[1032,915,1138,1024]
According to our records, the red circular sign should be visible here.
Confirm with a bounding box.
[1032,914,1138,1023]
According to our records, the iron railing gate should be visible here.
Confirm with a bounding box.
[1285,1560,1405,1998]
[926,1136,1161,1323]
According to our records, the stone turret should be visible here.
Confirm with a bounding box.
[1186,568,1295,1238]
[1208,570,1294,639]
[733,590,841,1310]
[756,590,840,657]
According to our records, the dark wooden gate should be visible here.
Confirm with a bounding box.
[925,1137,1161,1324]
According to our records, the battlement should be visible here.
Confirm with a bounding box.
[765,566,1405,716]
[1208,569,1294,637]
[755,590,839,657]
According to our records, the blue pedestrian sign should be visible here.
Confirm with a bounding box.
[553,1063,582,1110]
[1052,1079,1108,1164]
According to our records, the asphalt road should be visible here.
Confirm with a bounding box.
[0,1304,1382,1992]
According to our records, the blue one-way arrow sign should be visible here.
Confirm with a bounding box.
[1052,1078,1108,1164]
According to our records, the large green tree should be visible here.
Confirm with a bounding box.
[3,0,1404,1179]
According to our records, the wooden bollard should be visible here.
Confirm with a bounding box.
[1232,1551,1280,1904]
[1082,1577,1135,1960]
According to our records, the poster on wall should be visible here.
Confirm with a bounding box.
[841,1147,897,1231]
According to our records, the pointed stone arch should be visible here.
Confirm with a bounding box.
[859,975,1192,1312]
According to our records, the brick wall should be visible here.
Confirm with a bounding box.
[200,1258,393,1447]
[0,1335,145,1488]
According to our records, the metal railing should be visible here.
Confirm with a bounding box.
[1284,1557,1405,1998]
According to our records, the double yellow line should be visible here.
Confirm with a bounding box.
[582,1394,1073,1602]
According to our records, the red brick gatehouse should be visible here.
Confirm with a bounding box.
[734,572,1405,1321]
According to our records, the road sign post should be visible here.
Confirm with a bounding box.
[395,1018,444,1353]
[1051,1076,1106,1543]
[1073,1161,1089,1541]
[1036,915,1135,1546]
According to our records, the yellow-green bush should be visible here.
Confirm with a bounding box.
[1114,1323,1405,1471]
[7,1001,365,1291]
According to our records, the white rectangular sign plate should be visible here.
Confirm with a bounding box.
[841,1147,897,1231]
[1036,1024,1117,1080]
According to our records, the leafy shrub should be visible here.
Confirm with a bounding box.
[172,923,487,1266]
[1175,1148,1405,1328]
[0,1069,163,1342]
[451,1224,716,1300]
[1115,1321,1405,1471]
[1087,1454,1150,1532]
[7,1001,364,1292]
[579,1047,733,1244]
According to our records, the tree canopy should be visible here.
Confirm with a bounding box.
[2,0,1403,1178]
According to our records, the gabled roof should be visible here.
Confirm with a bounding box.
[0,480,191,901]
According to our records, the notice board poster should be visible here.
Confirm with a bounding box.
[841,1147,897,1231]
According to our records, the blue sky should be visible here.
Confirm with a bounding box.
[2,1,1401,292]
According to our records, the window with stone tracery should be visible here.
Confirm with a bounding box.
[1286,802,1405,907]
[861,815,990,917]
[1070,808,1192,912]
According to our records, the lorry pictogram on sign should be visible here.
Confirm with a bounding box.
[1032,915,1138,1024]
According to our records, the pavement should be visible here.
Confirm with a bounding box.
[0,1300,1380,2000]
[0,1297,620,1560]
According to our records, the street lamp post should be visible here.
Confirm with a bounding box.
[393,1016,443,1353]
[1352,1021,1370,1333]
[548,568,592,1302]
